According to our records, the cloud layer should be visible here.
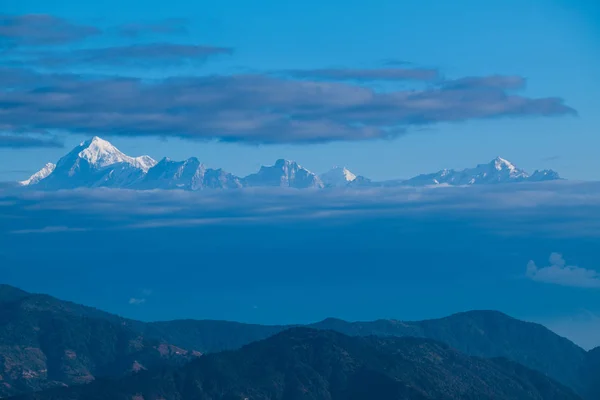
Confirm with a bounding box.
[1,69,575,144]
[0,13,576,145]
[2,181,600,237]
[527,253,600,288]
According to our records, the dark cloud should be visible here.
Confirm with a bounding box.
[116,19,189,37]
[33,43,233,67]
[286,67,439,81]
[442,75,526,90]
[0,14,100,46]
[0,135,63,148]
[0,69,575,144]
[0,14,225,68]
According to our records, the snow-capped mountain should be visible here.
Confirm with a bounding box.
[19,163,56,186]
[528,169,561,182]
[18,137,563,191]
[20,137,246,191]
[202,168,244,189]
[320,166,357,187]
[136,157,242,190]
[23,137,157,189]
[244,159,324,189]
[402,157,560,186]
[137,157,206,190]
[66,136,156,172]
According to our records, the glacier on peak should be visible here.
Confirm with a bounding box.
[75,136,157,172]
[401,157,555,186]
[17,137,562,191]
[320,166,357,187]
[19,163,56,186]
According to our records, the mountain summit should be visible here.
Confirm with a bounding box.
[19,137,562,190]
[244,159,324,188]
[22,137,157,189]
[320,166,357,187]
[19,163,55,186]
[75,136,156,171]
[401,156,560,186]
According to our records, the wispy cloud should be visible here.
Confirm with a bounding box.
[0,14,100,46]
[526,253,600,288]
[129,288,153,305]
[1,14,227,69]
[0,135,63,148]
[285,67,440,82]
[11,226,88,234]
[32,43,232,67]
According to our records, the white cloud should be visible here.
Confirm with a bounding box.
[129,288,153,305]
[11,226,88,234]
[526,253,600,288]
[3,181,600,238]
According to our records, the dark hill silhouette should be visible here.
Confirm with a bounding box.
[0,285,595,398]
[11,329,581,400]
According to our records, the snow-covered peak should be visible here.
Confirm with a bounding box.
[401,157,551,186]
[51,136,156,173]
[491,156,517,172]
[138,156,206,190]
[76,136,156,171]
[19,163,56,186]
[320,166,357,187]
[132,155,157,172]
[529,169,561,182]
[244,159,324,188]
[78,136,122,166]
[468,157,529,180]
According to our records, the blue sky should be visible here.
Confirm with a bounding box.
[1,0,599,181]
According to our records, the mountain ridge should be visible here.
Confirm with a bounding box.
[0,284,595,398]
[10,328,582,400]
[19,137,561,190]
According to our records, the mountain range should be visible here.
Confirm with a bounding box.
[1,285,597,399]
[12,330,581,400]
[18,137,561,190]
